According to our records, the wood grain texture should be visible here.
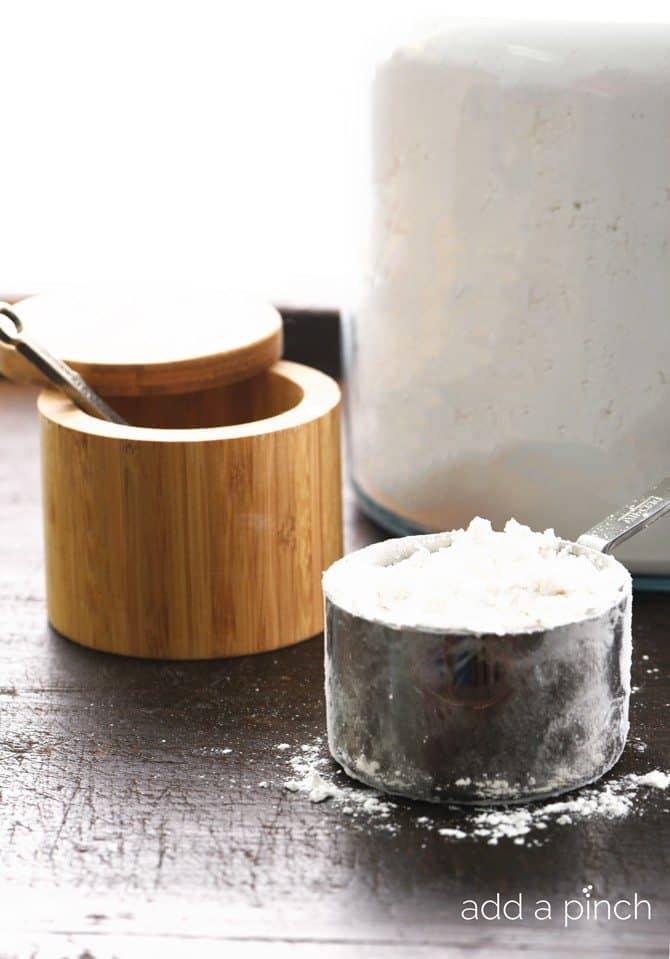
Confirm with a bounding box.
[39,361,342,658]
[0,289,283,395]
[0,376,669,958]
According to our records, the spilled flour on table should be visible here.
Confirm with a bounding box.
[281,739,669,846]
[284,740,396,827]
[629,770,670,789]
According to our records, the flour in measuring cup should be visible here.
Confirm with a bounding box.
[323,517,630,635]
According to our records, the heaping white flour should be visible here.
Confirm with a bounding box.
[323,517,630,635]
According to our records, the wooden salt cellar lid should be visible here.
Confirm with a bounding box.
[0,288,283,396]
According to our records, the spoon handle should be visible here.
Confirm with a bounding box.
[578,476,670,554]
[0,304,127,426]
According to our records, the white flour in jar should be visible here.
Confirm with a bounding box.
[323,517,630,635]
[348,21,670,574]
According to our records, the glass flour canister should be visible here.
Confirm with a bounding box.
[346,19,670,578]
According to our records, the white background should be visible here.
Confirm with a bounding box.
[2,0,670,307]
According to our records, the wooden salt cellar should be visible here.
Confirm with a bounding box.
[1,290,343,659]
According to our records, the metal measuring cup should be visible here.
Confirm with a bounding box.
[324,478,670,804]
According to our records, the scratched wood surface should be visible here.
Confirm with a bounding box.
[0,319,669,958]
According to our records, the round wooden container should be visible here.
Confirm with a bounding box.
[3,290,343,659]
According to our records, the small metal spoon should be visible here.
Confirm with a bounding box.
[0,303,127,425]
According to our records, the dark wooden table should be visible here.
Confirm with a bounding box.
[1,363,669,957]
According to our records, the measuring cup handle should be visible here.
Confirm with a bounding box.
[577,476,670,554]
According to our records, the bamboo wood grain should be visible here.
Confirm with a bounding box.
[0,291,283,395]
[39,361,342,659]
